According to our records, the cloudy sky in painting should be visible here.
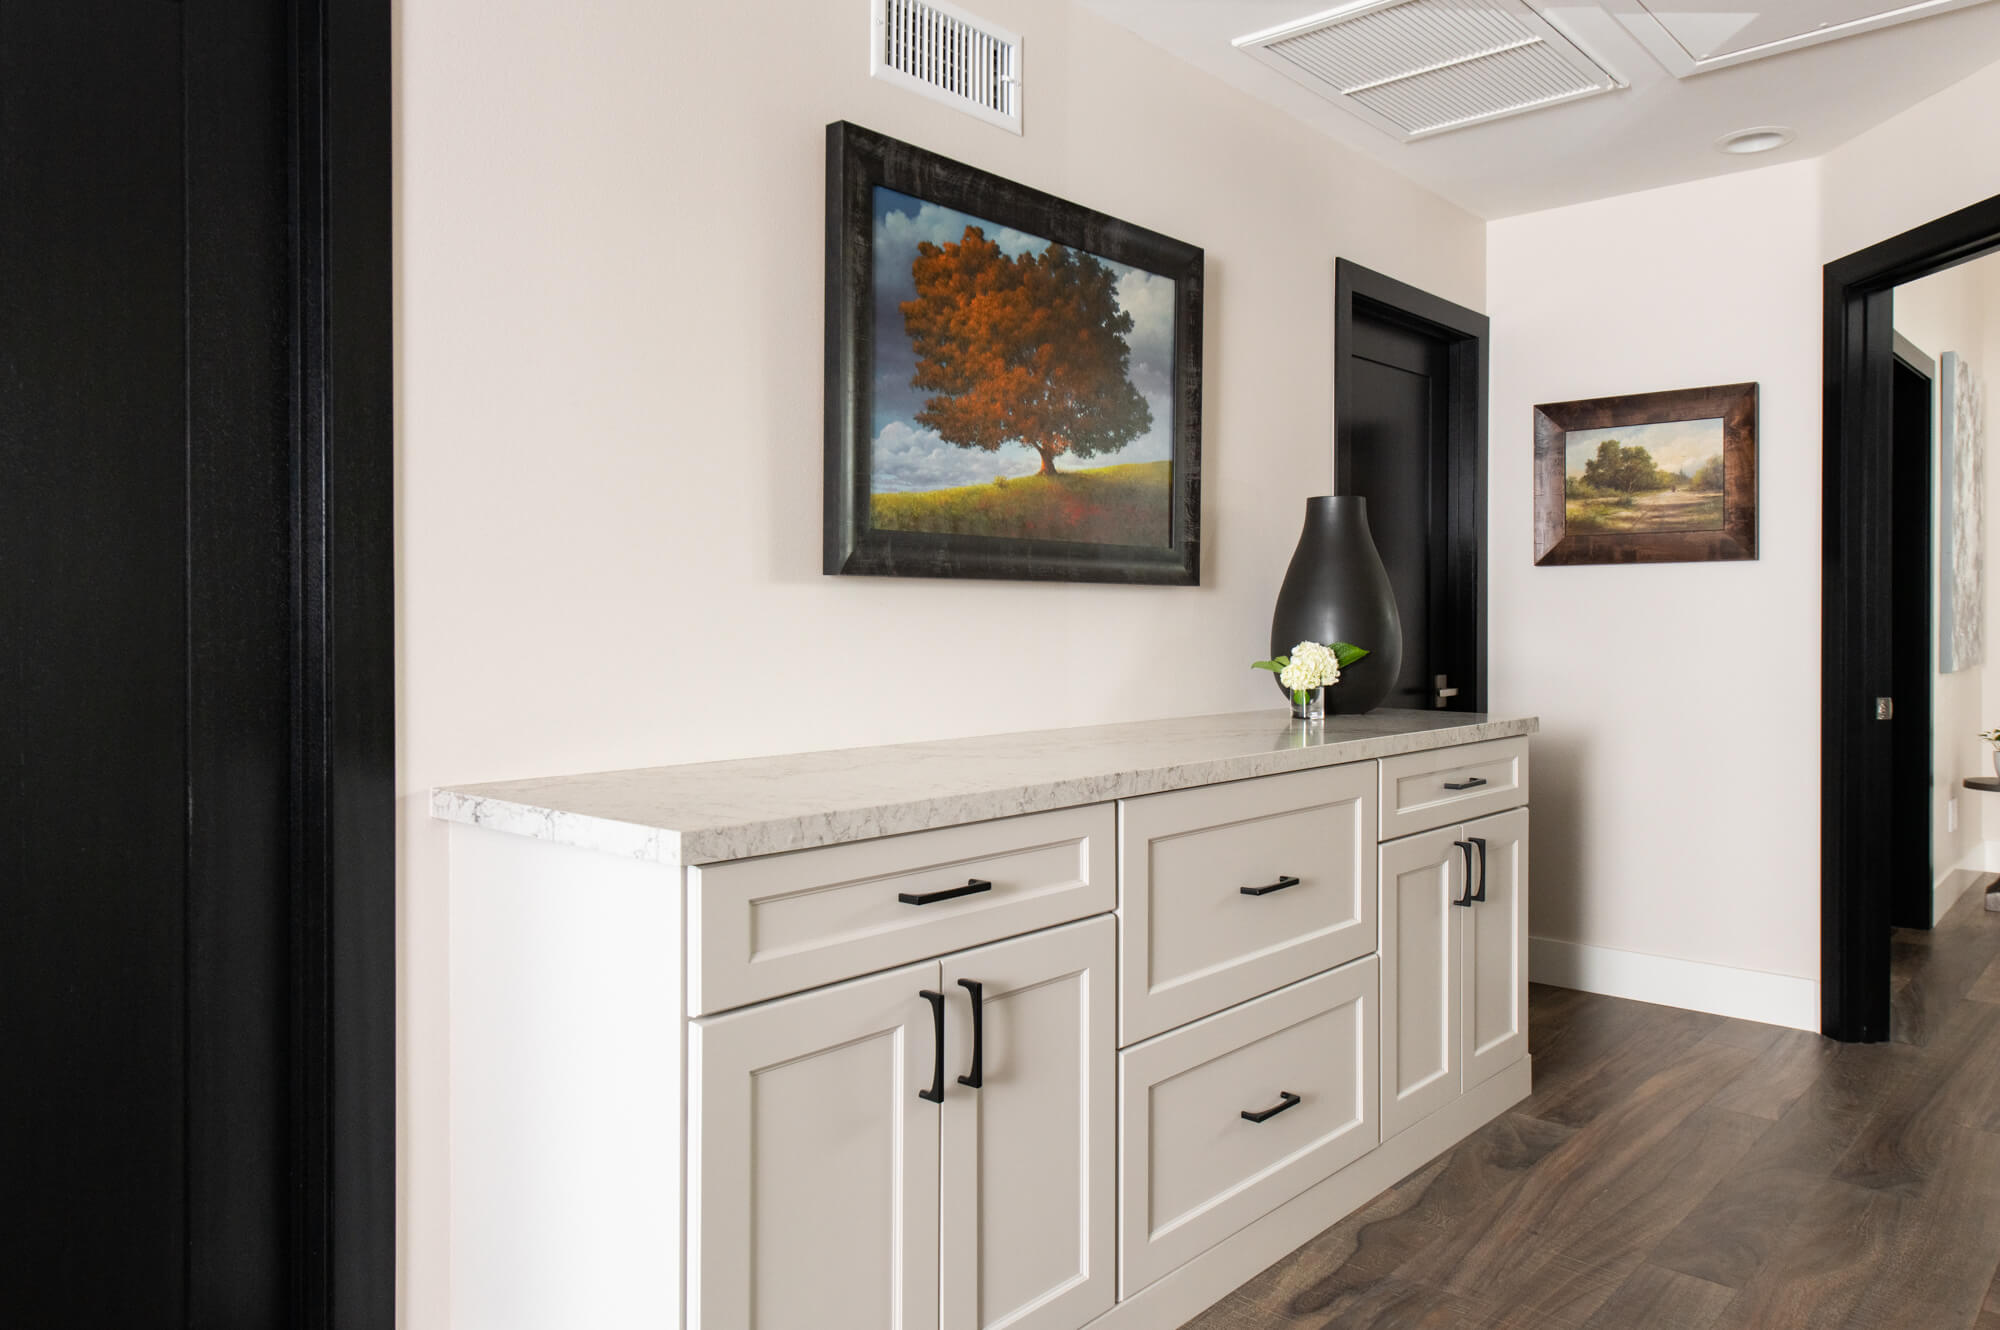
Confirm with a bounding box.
[869,186,1176,494]
[1564,417,1725,478]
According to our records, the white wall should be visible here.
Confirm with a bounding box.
[1487,161,1826,1027]
[395,1,1486,1323]
[1822,56,2000,261]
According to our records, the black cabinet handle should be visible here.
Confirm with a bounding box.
[1453,841,1475,907]
[1240,875,1301,897]
[900,878,992,907]
[919,990,945,1103]
[957,979,984,1089]
[1241,1091,1302,1124]
[1443,776,1488,791]
[1469,837,1489,903]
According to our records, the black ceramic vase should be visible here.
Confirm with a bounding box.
[1270,496,1403,715]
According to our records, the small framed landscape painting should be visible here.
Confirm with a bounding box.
[1533,382,1758,566]
[824,121,1204,584]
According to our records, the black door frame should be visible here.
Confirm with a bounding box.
[1822,191,2000,1041]
[289,1,393,1321]
[1334,259,1490,712]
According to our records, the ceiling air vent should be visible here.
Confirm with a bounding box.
[1234,0,1624,142]
[871,0,1022,134]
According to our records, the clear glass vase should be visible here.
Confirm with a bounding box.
[1291,687,1325,721]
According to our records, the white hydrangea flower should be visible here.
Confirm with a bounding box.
[1280,640,1341,690]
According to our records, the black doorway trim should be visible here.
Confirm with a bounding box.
[1334,259,1490,712]
[1822,190,2000,1042]
[292,0,393,1323]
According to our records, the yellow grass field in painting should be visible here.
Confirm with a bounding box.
[871,460,1171,546]
[1565,490,1725,533]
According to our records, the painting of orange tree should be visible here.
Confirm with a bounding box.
[868,186,1175,546]
[1564,418,1727,533]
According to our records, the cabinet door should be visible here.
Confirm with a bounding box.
[1462,808,1529,1091]
[940,917,1114,1330]
[1379,825,1465,1141]
[689,960,942,1330]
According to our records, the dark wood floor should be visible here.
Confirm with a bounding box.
[1187,873,2000,1330]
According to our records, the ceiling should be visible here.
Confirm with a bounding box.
[1076,0,2000,218]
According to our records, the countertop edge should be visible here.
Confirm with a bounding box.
[429,713,1537,866]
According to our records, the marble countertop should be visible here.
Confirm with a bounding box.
[431,707,1538,866]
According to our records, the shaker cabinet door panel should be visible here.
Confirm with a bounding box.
[1118,764,1377,1044]
[1463,808,1529,1092]
[1379,827,1464,1141]
[940,917,1115,1330]
[689,960,943,1330]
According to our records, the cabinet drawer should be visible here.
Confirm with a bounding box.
[1117,958,1379,1297]
[688,804,1114,1016]
[1118,765,1376,1045]
[1379,738,1529,840]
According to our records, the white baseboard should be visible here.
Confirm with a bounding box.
[1934,841,2000,925]
[1529,936,1819,1032]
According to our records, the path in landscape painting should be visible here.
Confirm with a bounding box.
[1566,487,1724,533]
[870,460,1170,545]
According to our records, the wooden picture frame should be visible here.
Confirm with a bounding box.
[824,121,1204,584]
[1533,382,1758,565]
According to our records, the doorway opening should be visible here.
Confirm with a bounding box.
[1823,191,2000,1042]
[1334,260,1489,713]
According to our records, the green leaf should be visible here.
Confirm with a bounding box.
[1331,643,1370,668]
[1251,657,1288,673]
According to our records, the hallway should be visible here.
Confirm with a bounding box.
[1188,875,2000,1329]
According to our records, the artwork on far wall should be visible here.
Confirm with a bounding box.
[823,121,1204,584]
[1533,382,1759,566]
[1940,351,1986,672]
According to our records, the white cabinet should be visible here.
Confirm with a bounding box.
[688,959,943,1330]
[442,716,1535,1330]
[1380,808,1529,1142]
[942,917,1115,1330]
[690,918,1115,1330]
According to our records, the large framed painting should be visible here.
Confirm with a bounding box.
[1533,382,1758,566]
[824,121,1204,584]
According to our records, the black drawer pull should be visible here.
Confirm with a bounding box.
[1442,776,1488,791]
[957,979,984,1089]
[1241,875,1301,897]
[918,990,946,1103]
[900,878,992,906]
[1241,1091,1302,1124]
[1469,837,1489,903]
[1453,841,1475,907]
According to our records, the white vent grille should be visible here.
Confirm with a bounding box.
[871,0,1022,134]
[1235,0,1623,142]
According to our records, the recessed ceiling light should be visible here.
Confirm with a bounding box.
[1716,126,1796,155]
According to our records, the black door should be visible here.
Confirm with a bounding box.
[0,4,393,1325]
[1344,315,1448,710]
[1335,261,1488,713]
[1889,337,1936,930]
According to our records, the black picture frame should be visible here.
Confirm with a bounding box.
[824,121,1204,584]
[1533,382,1759,566]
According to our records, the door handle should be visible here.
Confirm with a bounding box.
[1453,841,1475,907]
[956,979,984,1089]
[1241,1091,1302,1123]
[1443,776,1487,791]
[900,878,992,906]
[1434,674,1459,709]
[919,990,946,1103]
[1469,837,1488,903]
[1240,874,1301,897]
